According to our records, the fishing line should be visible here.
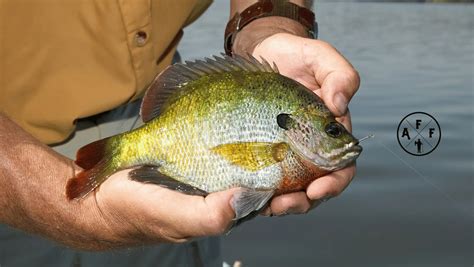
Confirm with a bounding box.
[373,138,471,218]
[358,134,375,143]
[130,114,140,131]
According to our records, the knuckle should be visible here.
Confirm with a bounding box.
[280,195,300,209]
[345,69,361,91]
[156,227,190,243]
[276,194,310,214]
[349,68,360,90]
[352,70,361,88]
[315,40,334,50]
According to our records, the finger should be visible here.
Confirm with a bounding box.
[319,70,360,117]
[268,191,312,216]
[259,206,272,217]
[104,173,240,240]
[149,187,239,238]
[305,41,360,117]
[335,109,352,132]
[306,165,356,200]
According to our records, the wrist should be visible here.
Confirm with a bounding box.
[226,0,316,56]
[232,16,309,56]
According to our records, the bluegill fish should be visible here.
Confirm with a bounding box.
[66,54,362,220]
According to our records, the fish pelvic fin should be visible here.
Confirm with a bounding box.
[231,188,274,221]
[67,137,118,200]
[140,53,279,123]
[211,142,289,171]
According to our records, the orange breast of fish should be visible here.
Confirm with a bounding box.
[274,153,330,195]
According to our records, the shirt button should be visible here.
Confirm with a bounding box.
[135,31,147,46]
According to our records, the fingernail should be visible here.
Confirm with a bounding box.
[333,93,348,115]
[319,195,333,203]
[260,207,272,217]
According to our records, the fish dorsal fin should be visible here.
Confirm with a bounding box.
[140,53,279,122]
[211,142,289,172]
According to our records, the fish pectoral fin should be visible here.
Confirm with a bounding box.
[129,165,208,196]
[211,142,289,171]
[231,188,274,221]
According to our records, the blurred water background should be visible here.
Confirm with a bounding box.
[179,2,473,266]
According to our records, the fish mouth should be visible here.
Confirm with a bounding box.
[284,127,363,171]
[287,139,362,171]
[331,141,363,170]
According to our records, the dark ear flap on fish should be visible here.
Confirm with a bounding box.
[211,142,289,171]
[231,189,274,220]
[140,53,279,122]
[276,113,295,130]
[129,165,208,196]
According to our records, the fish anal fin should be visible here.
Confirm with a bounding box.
[211,142,289,171]
[129,165,208,196]
[231,189,274,220]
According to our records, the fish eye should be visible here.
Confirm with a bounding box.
[325,122,343,138]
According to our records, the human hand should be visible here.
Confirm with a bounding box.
[84,32,360,243]
[234,19,360,216]
[78,31,360,244]
[0,113,237,250]
[87,169,237,247]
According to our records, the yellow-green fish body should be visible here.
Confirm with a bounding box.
[67,55,362,220]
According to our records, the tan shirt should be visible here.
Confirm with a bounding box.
[0,0,212,144]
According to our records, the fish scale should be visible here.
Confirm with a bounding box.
[140,80,288,192]
[66,54,362,221]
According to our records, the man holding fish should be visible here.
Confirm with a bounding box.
[0,0,361,266]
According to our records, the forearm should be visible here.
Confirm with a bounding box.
[0,113,240,249]
[0,113,113,249]
[229,0,313,55]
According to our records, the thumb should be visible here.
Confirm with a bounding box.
[320,70,360,117]
[184,188,240,237]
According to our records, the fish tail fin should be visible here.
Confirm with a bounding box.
[67,137,118,200]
